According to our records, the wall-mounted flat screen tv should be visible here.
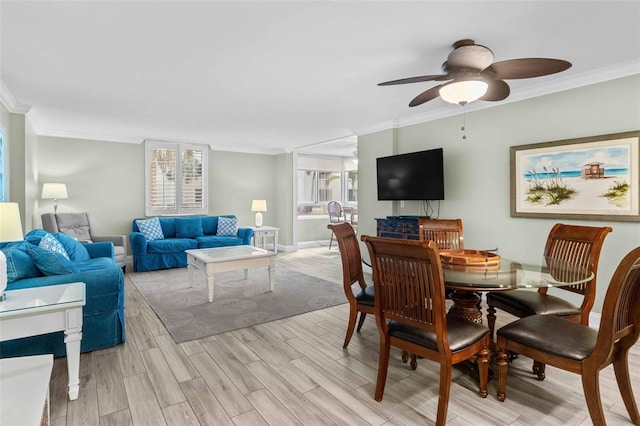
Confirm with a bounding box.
[376,148,444,200]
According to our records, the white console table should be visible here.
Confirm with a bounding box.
[0,354,53,425]
[251,226,279,252]
[0,282,86,400]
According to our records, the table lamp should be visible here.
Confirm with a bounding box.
[41,183,68,214]
[251,199,267,227]
[0,202,25,300]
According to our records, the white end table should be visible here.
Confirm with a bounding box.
[251,226,279,252]
[0,354,53,425]
[0,282,86,400]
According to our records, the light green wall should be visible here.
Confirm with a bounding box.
[33,138,284,247]
[37,136,144,238]
[358,74,640,316]
[209,150,278,230]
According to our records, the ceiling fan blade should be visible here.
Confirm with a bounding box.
[409,85,443,107]
[378,74,446,86]
[480,79,510,101]
[487,58,572,79]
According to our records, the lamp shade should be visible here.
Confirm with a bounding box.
[41,183,68,199]
[439,80,488,105]
[0,202,24,242]
[251,200,267,212]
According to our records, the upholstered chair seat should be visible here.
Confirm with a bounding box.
[488,291,581,318]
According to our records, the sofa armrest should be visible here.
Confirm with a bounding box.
[85,242,115,259]
[129,232,148,255]
[237,228,254,245]
[93,235,127,251]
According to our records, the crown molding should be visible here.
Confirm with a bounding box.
[353,60,640,137]
[0,79,32,114]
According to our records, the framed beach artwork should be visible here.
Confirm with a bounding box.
[511,131,640,222]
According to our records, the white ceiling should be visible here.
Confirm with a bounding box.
[2,1,639,157]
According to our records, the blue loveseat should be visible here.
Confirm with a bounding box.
[130,215,254,272]
[0,230,126,358]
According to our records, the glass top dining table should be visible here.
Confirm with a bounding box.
[440,256,594,324]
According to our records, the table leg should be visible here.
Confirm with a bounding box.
[188,263,194,288]
[64,309,83,400]
[448,290,483,324]
[268,264,275,291]
[207,272,215,303]
[244,269,249,279]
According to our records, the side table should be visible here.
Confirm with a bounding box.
[0,282,86,400]
[0,354,53,426]
[251,226,279,252]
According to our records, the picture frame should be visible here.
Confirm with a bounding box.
[510,131,640,222]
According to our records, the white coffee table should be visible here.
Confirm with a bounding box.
[185,246,276,302]
[0,282,85,400]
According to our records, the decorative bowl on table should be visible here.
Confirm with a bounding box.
[439,249,501,271]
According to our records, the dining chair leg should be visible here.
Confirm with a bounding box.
[329,231,335,249]
[356,312,367,332]
[476,347,490,398]
[533,360,546,380]
[486,306,497,346]
[374,337,391,401]
[581,367,607,426]
[496,350,509,402]
[613,349,640,423]
[436,364,453,426]
[343,307,358,349]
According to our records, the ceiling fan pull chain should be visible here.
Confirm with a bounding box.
[461,105,467,140]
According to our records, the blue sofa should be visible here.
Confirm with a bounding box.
[130,215,254,272]
[0,230,126,358]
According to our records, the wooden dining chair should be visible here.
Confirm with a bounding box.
[328,222,375,348]
[496,246,640,426]
[361,235,490,426]
[418,218,464,250]
[486,223,612,346]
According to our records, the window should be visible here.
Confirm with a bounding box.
[145,140,208,216]
[297,155,358,216]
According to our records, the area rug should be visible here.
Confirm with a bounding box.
[129,266,346,343]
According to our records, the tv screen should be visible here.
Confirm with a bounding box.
[376,148,444,200]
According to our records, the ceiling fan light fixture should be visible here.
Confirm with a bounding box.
[439,80,488,105]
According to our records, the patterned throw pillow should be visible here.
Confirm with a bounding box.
[39,233,70,260]
[216,217,238,236]
[136,217,164,241]
[26,244,79,275]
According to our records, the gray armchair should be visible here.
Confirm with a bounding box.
[41,212,127,272]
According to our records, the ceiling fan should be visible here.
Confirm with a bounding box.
[379,39,572,107]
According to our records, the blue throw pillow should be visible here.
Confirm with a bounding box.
[2,242,40,282]
[217,217,238,236]
[175,217,203,238]
[53,232,91,263]
[24,229,48,246]
[136,217,164,241]
[39,233,70,260]
[26,244,79,275]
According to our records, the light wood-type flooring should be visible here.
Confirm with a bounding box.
[48,245,639,425]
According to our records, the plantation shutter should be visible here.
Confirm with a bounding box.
[145,140,208,216]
